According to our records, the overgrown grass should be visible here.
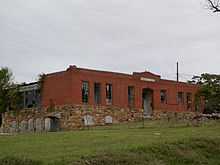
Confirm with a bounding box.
[0,120,219,165]
[76,138,220,165]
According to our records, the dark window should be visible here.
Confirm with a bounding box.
[160,90,167,104]
[82,81,89,103]
[177,92,184,104]
[25,98,28,107]
[106,84,112,105]
[94,83,101,105]
[32,100,36,106]
[128,86,135,107]
[36,89,41,107]
[186,92,192,110]
[27,104,33,108]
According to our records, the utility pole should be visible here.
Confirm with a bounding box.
[177,62,179,82]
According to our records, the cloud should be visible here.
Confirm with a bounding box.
[0,0,219,83]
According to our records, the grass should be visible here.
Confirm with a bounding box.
[0,120,220,165]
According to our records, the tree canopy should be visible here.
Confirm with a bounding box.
[190,73,220,113]
[0,67,21,113]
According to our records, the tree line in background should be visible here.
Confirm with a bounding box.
[189,74,220,114]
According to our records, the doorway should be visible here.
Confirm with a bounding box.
[142,88,153,116]
[94,83,101,105]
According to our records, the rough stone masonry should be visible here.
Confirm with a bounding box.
[0,104,198,133]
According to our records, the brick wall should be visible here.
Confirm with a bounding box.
[41,66,201,112]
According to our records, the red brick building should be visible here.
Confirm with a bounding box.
[41,65,202,116]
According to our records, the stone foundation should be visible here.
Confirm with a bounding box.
[1,105,143,133]
[153,111,200,121]
[1,105,199,133]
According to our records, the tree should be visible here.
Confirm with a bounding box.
[207,0,220,12]
[37,73,46,94]
[0,67,21,113]
[190,73,220,113]
[37,73,46,107]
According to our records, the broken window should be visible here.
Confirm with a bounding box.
[22,90,40,108]
[128,86,135,107]
[186,92,192,110]
[160,90,167,104]
[106,84,112,105]
[177,92,184,104]
[82,81,89,103]
[94,83,101,105]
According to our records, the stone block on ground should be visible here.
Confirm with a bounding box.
[83,115,94,126]
[9,121,17,133]
[20,120,28,132]
[28,118,34,132]
[45,118,51,131]
[35,118,44,132]
[105,116,113,124]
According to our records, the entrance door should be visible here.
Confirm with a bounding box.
[142,88,153,116]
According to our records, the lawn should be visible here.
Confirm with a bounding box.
[0,120,220,165]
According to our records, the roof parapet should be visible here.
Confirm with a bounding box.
[133,71,161,82]
[66,65,77,71]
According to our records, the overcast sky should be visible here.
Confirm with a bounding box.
[0,0,219,83]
